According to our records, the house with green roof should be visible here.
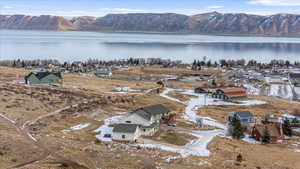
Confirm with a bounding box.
[25,72,63,85]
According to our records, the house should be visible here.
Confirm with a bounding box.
[25,72,62,85]
[94,68,112,77]
[212,88,247,100]
[228,111,254,125]
[252,124,283,143]
[289,73,300,87]
[121,104,170,136]
[112,124,140,142]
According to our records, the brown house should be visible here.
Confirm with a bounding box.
[252,124,283,143]
[212,88,247,100]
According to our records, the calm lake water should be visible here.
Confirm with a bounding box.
[1,30,300,63]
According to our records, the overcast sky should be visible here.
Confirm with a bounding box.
[1,0,300,16]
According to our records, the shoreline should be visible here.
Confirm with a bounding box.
[2,28,300,39]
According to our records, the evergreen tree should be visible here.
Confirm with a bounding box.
[236,154,243,163]
[262,126,271,144]
[283,118,292,137]
[231,114,245,139]
[291,118,299,124]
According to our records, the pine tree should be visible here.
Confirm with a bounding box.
[283,118,292,137]
[262,126,271,144]
[291,118,299,124]
[231,114,245,139]
[236,153,243,163]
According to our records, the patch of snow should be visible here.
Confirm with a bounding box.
[94,115,124,142]
[137,129,223,158]
[159,88,183,103]
[27,132,37,142]
[95,125,113,142]
[0,113,16,124]
[70,123,90,130]
[179,89,265,129]
[242,134,261,144]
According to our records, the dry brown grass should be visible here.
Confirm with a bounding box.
[208,136,300,169]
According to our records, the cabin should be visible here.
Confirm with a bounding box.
[25,72,62,85]
[121,104,170,136]
[212,88,247,100]
[252,124,283,143]
[112,124,140,142]
[289,73,300,87]
[228,111,254,125]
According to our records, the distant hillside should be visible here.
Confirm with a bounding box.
[1,12,300,36]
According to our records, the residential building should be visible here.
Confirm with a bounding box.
[228,111,254,125]
[94,68,112,77]
[120,104,170,137]
[112,124,140,142]
[25,72,62,85]
[212,88,247,100]
[252,124,283,143]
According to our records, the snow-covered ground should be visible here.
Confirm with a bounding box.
[158,88,265,154]
[92,88,265,158]
[61,123,90,134]
[160,88,266,130]
[106,87,142,95]
[137,129,223,157]
[94,116,124,142]
[71,123,90,130]
[0,113,16,124]
[159,88,183,104]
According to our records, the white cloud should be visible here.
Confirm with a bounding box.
[207,6,224,9]
[248,0,300,6]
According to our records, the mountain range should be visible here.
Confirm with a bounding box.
[1,12,300,36]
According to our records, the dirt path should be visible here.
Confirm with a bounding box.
[0,108,92,169]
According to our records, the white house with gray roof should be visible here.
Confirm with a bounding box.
[115,104,170,138]
[112,124,141,142]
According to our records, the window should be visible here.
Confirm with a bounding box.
[122,135,125,139]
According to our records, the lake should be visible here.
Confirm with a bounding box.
[1,30,300,63]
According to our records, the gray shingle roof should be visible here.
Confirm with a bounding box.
[26,72,62,80]
[113,124,139,133]
[236,111,253,118]
[140,104,170,116]
[133,109,152,121]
